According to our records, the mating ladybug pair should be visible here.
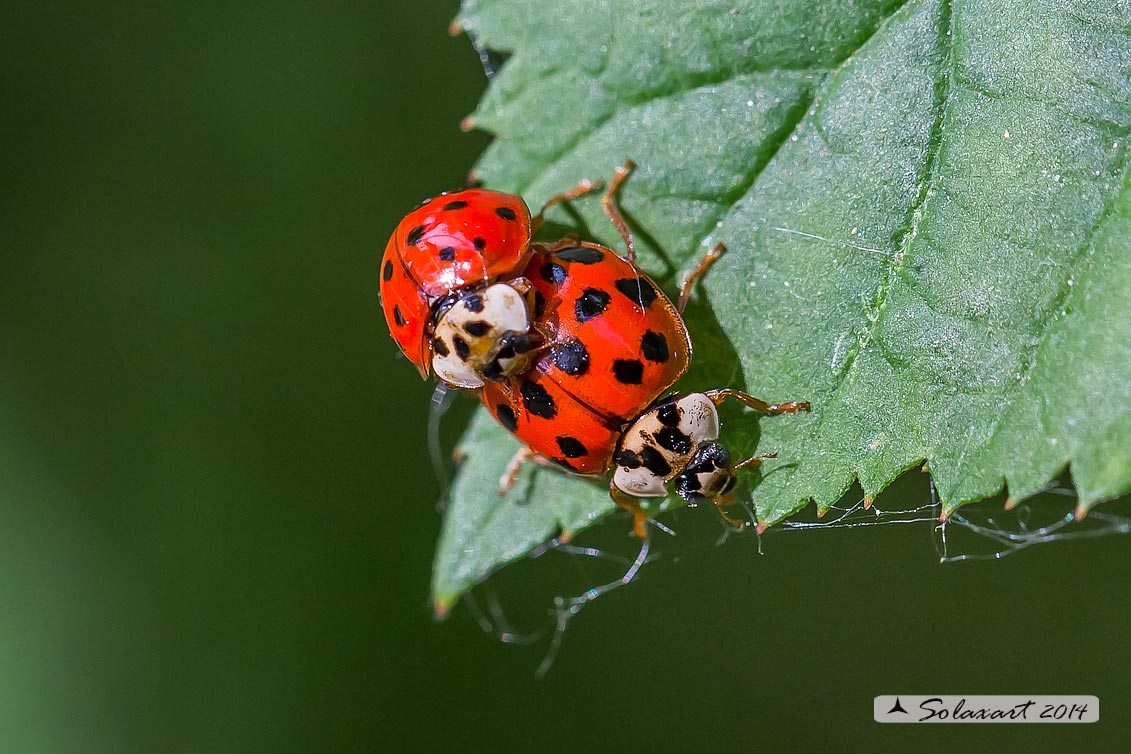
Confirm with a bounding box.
[379,162,808,537]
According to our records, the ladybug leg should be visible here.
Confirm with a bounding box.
[531,179,602,231]
[705,388,811,415]
[533,237,585,256]
[498,447,556,495]
[609,484,651,540]
[677,243,727,313]
[600,159,637,263]
[712,495,750,531]
[734,452,778,471]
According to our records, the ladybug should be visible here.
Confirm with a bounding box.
[379,188,534,378]
[480,244,810,537]
[378,165,633,383]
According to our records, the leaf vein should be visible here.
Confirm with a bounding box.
[513,0,914,195]
[944,132,1131,506]
[768,0,954,500]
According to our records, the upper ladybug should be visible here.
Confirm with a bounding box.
[379,189,533,377]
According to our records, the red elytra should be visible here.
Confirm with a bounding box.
[480,242,691,474]
[379,189,532,377]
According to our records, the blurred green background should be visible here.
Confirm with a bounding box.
[2,2,1129,752]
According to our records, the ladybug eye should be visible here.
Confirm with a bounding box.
[614,276,658,309]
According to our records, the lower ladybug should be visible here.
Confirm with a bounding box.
[480,244,810,537]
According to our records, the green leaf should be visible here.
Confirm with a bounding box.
[432,0,1131,609]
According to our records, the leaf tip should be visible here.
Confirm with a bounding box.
[1073,502,1090,522]
[460,115,477,133]
[432,598,452,621]
[448,18,464,37]
[755,521,769,535]
[862,494,874,510]
[1003,496,1020,511]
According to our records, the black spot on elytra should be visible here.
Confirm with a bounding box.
[612,358,644,384]
[438,246,456,261]
[555,246,604,264]
[520,381,557,419]
[406,225,426,246]
[464,321,490,337]
[533,291,546,318]
[614,277,658,309]
[540,261,567,285]
[640,330,669,363]
[473,237,487,251]
[575,288,610,323]
[453,336,470,362]
[657,401,680,427]
[656,427,692,455]
[392,305,406,327]
[551,338,589,376]
[462,293,484,313]
[496,404,518,433]
[431,337,449,357]
[639,446,672,477]
[442,200,468,211]
[382,259,394,282]
[556,436,588,458]
[552,457,579,472]
[495,206,517,221]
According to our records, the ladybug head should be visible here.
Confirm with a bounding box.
[480,331,544,382]
[672,442,738,504]
[430,282,539,389]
